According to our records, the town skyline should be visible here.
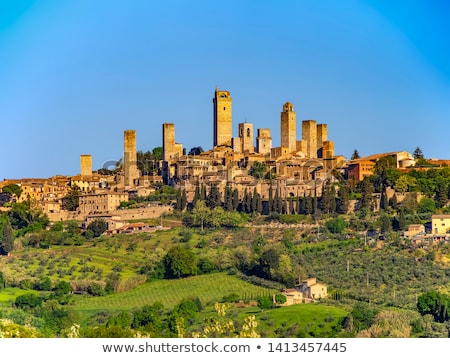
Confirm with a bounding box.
[2,1,449,179]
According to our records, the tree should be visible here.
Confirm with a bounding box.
[9,199,49,231]
[206,184,221,209]
[1,218,14,255]
[351,149,360,160]
[191,200,210,232]
[250,161,266,179]
[320,181,336,214]
[379,213,391,234]
[62,185,81,211]
[413,147,424,159]
[188,146,204,156]
[417,291,450,323]
[274,293,287,305]
[1,184,22,199]
[418,197,436,214]
[162,245,197,279]
[337,185,349,214]
[86,219,108,237]
[257,296,273,310]
[326,217,347,234]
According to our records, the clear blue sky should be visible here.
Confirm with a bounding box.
[1,0,449,179]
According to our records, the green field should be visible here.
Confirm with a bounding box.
[72,272,278,323]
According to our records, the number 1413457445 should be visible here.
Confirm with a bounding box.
[267,342,347,353]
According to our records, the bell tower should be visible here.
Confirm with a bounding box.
[213,87,232,147]
[280,101,296,153]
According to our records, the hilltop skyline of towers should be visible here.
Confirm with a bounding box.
[159,87,336,164]
[78,87,337,185]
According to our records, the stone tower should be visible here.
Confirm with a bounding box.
[124,129,139,187]
[80,154,92,177]
[238,122,254,153]
[213,87,232,147]
[316,123,328,158]
[280,102,296,153]
[256,128,272,155]
[302,120,318,158]
[162,123,176,161]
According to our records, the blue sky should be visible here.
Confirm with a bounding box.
[1,0,449,179]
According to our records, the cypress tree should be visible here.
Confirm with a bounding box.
[1,219,14,255]
[337,185,349,214]
[201,184,207,201]
[232,188,240,211]
[389,193,398,211]
[257,193,263,214]
[224,185,233,211]
[193,181,200,206]
[268,185,274,213]
[251,188,259,213]
[398,210,407,231]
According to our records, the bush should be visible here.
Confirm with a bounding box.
[326,217,347,234]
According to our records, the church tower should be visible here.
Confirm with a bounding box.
[280,102,296,153]
[213,87,232,147]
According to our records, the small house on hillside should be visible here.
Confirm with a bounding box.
[275,278,328,306]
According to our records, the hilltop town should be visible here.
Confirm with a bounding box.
[3,87,449,227]
[2,87,450,244]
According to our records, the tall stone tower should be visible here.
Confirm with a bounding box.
[302,120,318,158]
[238,122,254,153]
[280,102,296,153]
[256,128,272,155]
[80,154,92,177]
[162,123,176,161]
[213,87,232,147]
[316,123,328,158]
[124,129,139,187]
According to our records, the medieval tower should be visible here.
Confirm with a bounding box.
[316,123,328,158]
[238,122,254,153]
[80,154,92,177]
[302,120,318,159]
[213,87,233,147]
[162,123,183,161]
[280,102,297,153]
[256,128,272,155]
[123,129,139,187]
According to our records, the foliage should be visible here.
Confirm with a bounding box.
[250,161,267,179]
[417,291,450,323]
[86,219,108,237]
[8,200,49,233]
[1,184,22,198]
[349,302,378,332]
[162,245,197,279]
[1,218,14,255]
[274,293,287,305]
[62,185,81,211]
[413,147,424,159]
[350,149,360,160]
[188,146,204,156]
[326,217,347,234]
[257,295,273,310]
[188,302,260,338]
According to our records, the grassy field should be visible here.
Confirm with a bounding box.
[252,303,349,337]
